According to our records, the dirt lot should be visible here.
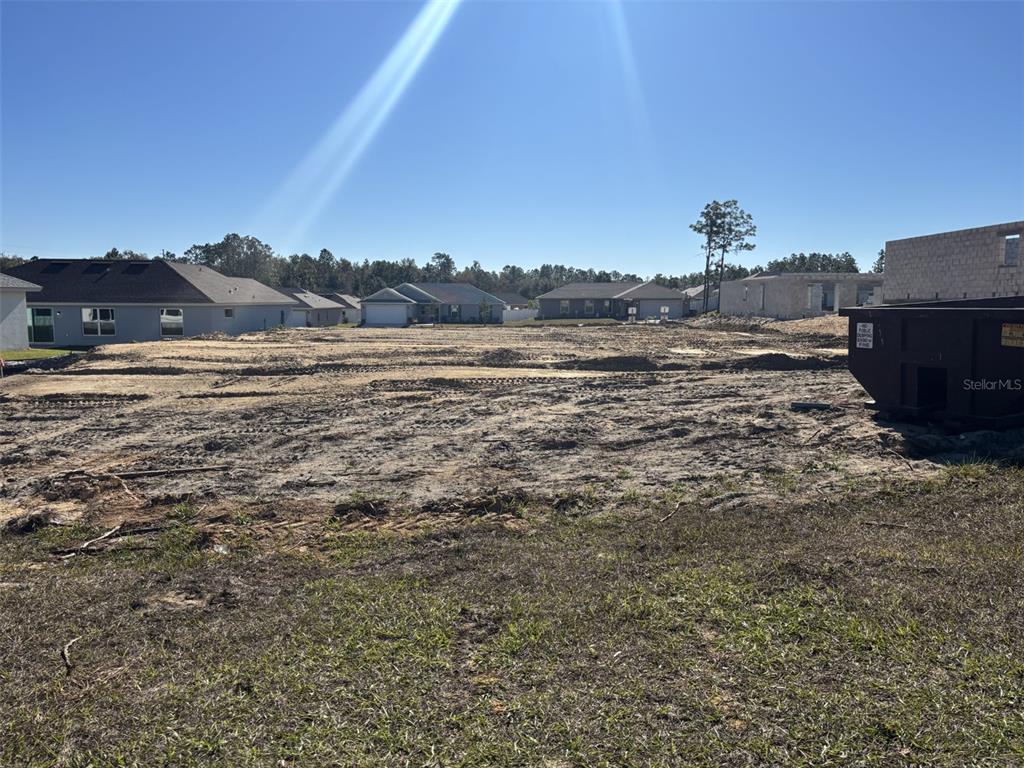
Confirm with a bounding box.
[2,321,1023,766]
[1,320,900,524]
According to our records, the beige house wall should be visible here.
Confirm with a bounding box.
[884,221,1024,302]
[720,273,883,320]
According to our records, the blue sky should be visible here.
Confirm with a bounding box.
[2,1,1022,275]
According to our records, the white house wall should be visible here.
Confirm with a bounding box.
[24,303,293,346]
[1,289,31,350]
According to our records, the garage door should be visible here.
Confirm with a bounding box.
[364,303,409,326]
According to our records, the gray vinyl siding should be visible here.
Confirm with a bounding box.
[538,297,683,320]
[26,303,293,347]
[634,299,684,320]
[289,307,344,327]
[409,302,503,324]
[538,298,625,320]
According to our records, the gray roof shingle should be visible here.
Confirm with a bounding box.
[363,287,417,303]
[275,287,344,310]
[395,283,504,305]
[6,259,296,305]
[0,272,42,291]
[321,293,361,309]
[537,282,687,301]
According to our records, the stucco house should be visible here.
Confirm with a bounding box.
[491,291,531,309]
[361,283,505,327]
[536,282,687,321]
[883,221,1024,303]
[719,272,883,320]
[681,284,719,315]
[6,259,297,347]
[1,272,42,351]
[321,293,362,324]
[277,288,345,327]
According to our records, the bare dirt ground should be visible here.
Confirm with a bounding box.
[2,321,906,529]
[3,322,1023,766]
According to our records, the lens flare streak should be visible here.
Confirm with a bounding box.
[262,0,462,249]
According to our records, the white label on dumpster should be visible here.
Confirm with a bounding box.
[856,322,874,349]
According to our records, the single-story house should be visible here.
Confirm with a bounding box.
[1,272,42,351]
[719,272,884,320]
[491,291,531,309]
[276,288,345,327]
[361,282,505,327]
[535,282,687,320]
[321,293,362,324]
[681,284,719,315]
[6,258,297,347]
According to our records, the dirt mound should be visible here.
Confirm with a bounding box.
[553,355,658,372]
[479,348,526,366]
[771,315,848,337]
[703,353,843,371]
[687,315,779,333]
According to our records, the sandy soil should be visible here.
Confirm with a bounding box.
[0,320,934,528]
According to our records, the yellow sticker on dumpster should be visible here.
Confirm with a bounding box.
[1001,323,1024,347]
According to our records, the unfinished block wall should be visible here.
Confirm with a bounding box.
[884,221,1024,303]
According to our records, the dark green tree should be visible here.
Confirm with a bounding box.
[871,248,885,273]
[765,252,859,273]
[713,200,756,295]
[690,201,727,312]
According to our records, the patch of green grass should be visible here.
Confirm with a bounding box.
[0,348,76,361]
[3,469,1024,765]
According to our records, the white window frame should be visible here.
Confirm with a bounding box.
[160,308,184,337]
[449,304,461,321]
[584,299,595,316]
[27,307,55,344]
[224,308,234,318]
[82,307,115,336]
[559,299,570,317]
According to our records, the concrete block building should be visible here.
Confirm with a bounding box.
[883,221,1024,303]
[719,272,883,320]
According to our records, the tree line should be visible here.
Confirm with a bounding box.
[1,226,882,300]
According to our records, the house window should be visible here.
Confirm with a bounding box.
[758,285,766,310]
[584,299,595,315]
[559,300,569,317]
[224,308,234,318]
[603,300,610,313]
[1005,235,1021,266]
[82,307,115,336]
[160,308,184,336]
[27,308,54,343]
[743,287,749,302]
[449,304,461,321]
